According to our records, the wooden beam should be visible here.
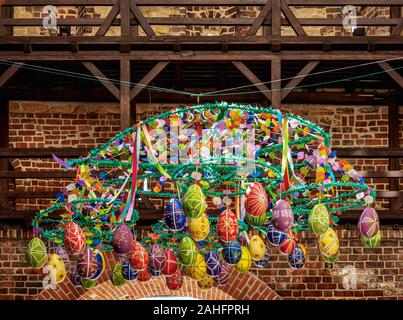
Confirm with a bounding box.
[378,61,403,88]
[130,0,156,37]
[82,61,120,100]
[232,61,272,101]
[282,61,319,99]
[0,63,23,87]
[271,59,281,107]
[271,0,281,36]
[120,59,131,129]
[95,0,121,36]
[130,61,169,100]
[120,0,131,37]
[281,0,307,36]
[247,0,272,36]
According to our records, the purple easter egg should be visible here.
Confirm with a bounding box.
[76,248,98,279]
[214,261,230,286]
[165,198,186,231]
[358,208,379,238]
[205,251,221,277]
[272,200,294,232]
[112,224,133,254]
[149,243,166,272]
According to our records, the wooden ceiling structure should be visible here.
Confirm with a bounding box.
[0,0,402,226]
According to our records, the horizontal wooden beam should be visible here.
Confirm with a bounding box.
[336,147,403,158]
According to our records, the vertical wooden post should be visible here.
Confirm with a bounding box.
[120,0,131,37]
[271,59,281,108]
[388,103,400,212]
[271,0,281,36]
[120,59,131,130]
[0,5,13,36]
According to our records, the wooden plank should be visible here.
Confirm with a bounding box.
[0,171,75,178]
[130,62,169,100]
[281,0,307,36]
[130,0,156,37]
[0,63,23,87]
[282,61,319,99]
[82,61,120,100]
[95,0,121,36]
[120,59,131,129]
[247,0,271,36]
[335,148,403,158]
[271,59,281,107]
[271,0,281,36]
[378,61,403,88]
[0,148,89,158]
[232,61,272,101]
[120,0,131,37]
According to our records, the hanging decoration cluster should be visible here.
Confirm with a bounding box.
[27,102,380,291]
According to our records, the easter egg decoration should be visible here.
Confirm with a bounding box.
[323,251,340,263]
[111,224,133,255]
[89,250,105,281]
[187,253,207,281]
[358,208,380,238]
[178,237,197,266]
[26,238,47,269]
[162,248,178,276]
[361,230,381,248]
[189,214,210,242]
[149,243,166,273]
[198,275,215,290]
[47,254,67,283]
[216,209,239,243]
[129,241,149,270]
[249,235,266,261]
[55,248,70,271]
[122,258,138,280]
[318,227,339,258]
[165,198,186,231]
[244,182,268,218]
[183,184,206,218]
[236,246,252,272]
[272,199,294,232]
[267,223,287,247]
[308,204,330,235]
[137,268,152,282]
[253,252,270,268]
[166,271,184,290]
[214,261,230,286]
[279,230,297,255]
[222,240,242,265]
[205,251,222,277]
[245,212,267,227]
[149,265,162,277]
[76,248,98,279]
[288,244,306,269]
[111,263,126,286]
[63,222,86,255]
[81,278,97,290]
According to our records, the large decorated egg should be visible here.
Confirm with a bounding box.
[183,184,206,218]
[138,268,152,282]
[244,182,268,217]
[129,241,149,270]
[55,248,70,270]
[111,263,126,286]
[63,222,86,255]
[166,271,183,290]
[77,248,98,279]
[216,209,239,242]
[308,204,330,235]
[122,258,138,280]
[205,251,221,277]
[318,227,339,257]
[165,198,186,231]
[179,237,197,266]
[214,261,230,286]
[279,230,297,255]
[189,214,210,241]
[112,224,133,254]
[361,230,381,248]
[358,208,380,238]
[253,252,270,268]
[272,200,294,232]
[188,253,207,281]
[267,223,287,246]
[222,240,242,265]
[236,246,252,272]
[249,235,266,261]
[26,238,47,269]
[198,275,215,290]
[47,254,67,283]
[162,248,178,276]
[288,244,306,269]
[149,243,166,272]
[89,250,105,280]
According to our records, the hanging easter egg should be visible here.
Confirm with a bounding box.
[149,243,166,272]
[77,248,98,279]
[89,250,105,281]
[189,214,210,242]
[26,238,47,269]
[216,209,239,242]
[112,224,133,254]
[272,199,294,232]
[165,198,186,231]
[198,275,215,290]
[288,244,306,269]
[267,223,287,247]
[244,182,268,217]
[137,268,151,282]
[214,261,230,286]
[222,240,242,265]
[205,251,221,277]
[308,204,330,235]
[279,230,297,255]
[323,251,340,263]
[71,266,81,286]
[162,248,177,276]
[81,278,97,290]
[318,227,339,257]
[47,254,67,283]
[121,258,138,280]
[358,208,379,238]
[188,253,207,281]
[178,237,197,266]
[245,212,267,227]
[111,263,126,286]
[361,230,381,248]
[249,235,266,261]
[55,248,70,270]
[253,252,270,268]
[166,271,184,290]
[63,222,86,255]
[183,184,206,218]
[129,241,149,270]
[236,246,252,272]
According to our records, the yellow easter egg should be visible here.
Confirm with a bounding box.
[47,254,67,284]
[188,253,207,281]
[236,246,252,272]
[318,227,339,257]
[189,214,210,242]
[198,275,215,290]
[249,235,266,261]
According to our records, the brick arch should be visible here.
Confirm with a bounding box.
[36,251,281,300]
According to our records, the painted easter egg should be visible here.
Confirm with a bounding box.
[63,222,86,255]
[245,212,267,227]
[81,278,97,289]
[267,223,287,246]
[236,246,252,272]
[89,250,105,281]
[149,265,162,277]
[358,208,380,238]
[47,254,67,283]
[71,266,81,286]
[26,238,47,269]
[149,243,166,272]
[166,271,183,290]
[198,275,215,290]
[249,235,266,261]
[308,204,330,235]
[165,198,186,231]
[161,248,177,276]
[361,230,381,248]
[222,240,242,265]
[183,184,206,218]
[253,252,270,268]
[189,214,210,242]
[244,182,268,217]
[178,237,197,266]
[55,248,70,271]
[214,261,230,286]
[323,251,340,263]
[272,199,294,232]
[111,263,126,286]
[112,224,133,254]
[216,209,239,242]
[318,227,339,257]
[129,241,149,270]
[188,253,207,281]
[288,244,306,269]
[205,251,221,277]
[77,248,98,279]
[137,268,151,282]
[122,258,138,281]
[279,230,297,255]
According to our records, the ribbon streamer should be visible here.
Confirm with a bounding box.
[52,153,75,171]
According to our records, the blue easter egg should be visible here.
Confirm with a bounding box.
[165,198,186,231]
[267,223,287,246]
[287,244,306,269]
[253,252,270,268]
[222,240,242,265]
[122,258,138,280]
[205,251,222,277]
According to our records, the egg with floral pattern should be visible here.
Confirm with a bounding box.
[112,224,133,254]
[249,235,266,261]
[166,271,184,290]
[272,200,294,232]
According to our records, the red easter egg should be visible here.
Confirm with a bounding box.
[63,222,86,255]
[279,230,297,255]
[166,271,184,290]
[137,268,151,282]
[162,248,178,276]
[245,182,268,217]
[76,248,98,279]
[129,241,149,271]
[217,209,239,242]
